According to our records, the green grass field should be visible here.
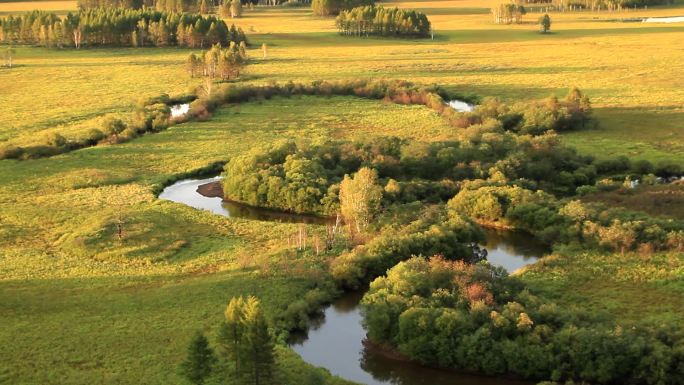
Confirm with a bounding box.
[1,2,683,160]
[0,97,457,383]
[1,0,684,383]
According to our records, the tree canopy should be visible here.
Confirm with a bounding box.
[311,0,373,16]
[335,5,431,38]
[0,9,247,48]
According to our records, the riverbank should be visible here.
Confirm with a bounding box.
[291,227,548,385]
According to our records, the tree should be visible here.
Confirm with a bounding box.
[238,41,247,60]
[102,117,126,139]
[492,3,525,24]
[46,133,67,148]
[339,167,383,233]
[4,46,15,68]
[131,30,139,47]
[186,53,201,77]
[240,297,275,385]
[179,331,216,385]
[199,0,209,13]
[216,297,245,375]
[219,0,231,18]
[539,13,551,33]
[230,0,243,18]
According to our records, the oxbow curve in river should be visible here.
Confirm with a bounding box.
[159,177,546,385]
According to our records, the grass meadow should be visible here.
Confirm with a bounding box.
[1,0,683,160]
[0,97,454,383]
[0,0,683,383]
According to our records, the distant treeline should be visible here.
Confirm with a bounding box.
[76,0,256,11]
[514,0,669,10]
[311,0,373,16]
[335,6,431,37]
[0,9,247,48]
[491,3,526,24]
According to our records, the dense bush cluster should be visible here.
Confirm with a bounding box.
[550,0,669,10]
[222,140,345,215]
[311,0,373,16]
[77,0,149,9]
[450,88,592,135]
[220,129,600,217]
[0,9,246,48]
[491,3,526,24]
[335,6,431,37]
[449,183,684,253]
[331,209,483,289]
[1,79,595,180]
[0,93,193,160]
[75,0,253,12]
[361,256,684,384]
[186,42,247,80]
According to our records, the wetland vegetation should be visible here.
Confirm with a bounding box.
[0,0,683,384]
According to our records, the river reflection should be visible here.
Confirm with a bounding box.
[482,228,548,273]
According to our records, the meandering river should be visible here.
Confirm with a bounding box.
[289,228,545,385]
[160,177,547,385]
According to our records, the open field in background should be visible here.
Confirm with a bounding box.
[0,0,683,161]
[0,47,194,145]
[581,183,684,220]
[0,0,75,14]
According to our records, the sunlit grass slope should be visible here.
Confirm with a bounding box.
[0,97,451,383]
[0,0,683,383]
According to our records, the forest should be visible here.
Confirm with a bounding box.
[0,9,247,48]
[335,6,431,37]
[311,0,374,16]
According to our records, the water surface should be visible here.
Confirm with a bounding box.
[170,103,190,118]
[158,177,331,224]
[643,16,684,23]
[448,100,475,112]
[290,229,546,385]
[160,176,544,385]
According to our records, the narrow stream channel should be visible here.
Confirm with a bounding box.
[160,177,546,385]
[289,228,545,385]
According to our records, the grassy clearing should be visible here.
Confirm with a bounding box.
[0,271,344,384]
[1,0,683,160]
[580,184,684,220]
[523,251,684,325]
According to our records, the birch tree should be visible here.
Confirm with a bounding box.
[339,167,383,233]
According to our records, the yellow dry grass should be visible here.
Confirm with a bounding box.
[0,0,683,160]
[0,0,77,13]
